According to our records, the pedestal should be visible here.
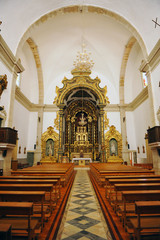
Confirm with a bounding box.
[149,142,160,174]
[33,149,41,165]
[122,149,130,165]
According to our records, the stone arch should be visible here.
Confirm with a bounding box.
[26,38,44,105]
[119,36,137,104]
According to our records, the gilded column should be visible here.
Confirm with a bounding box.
[99,107,105,162]
[58,108,64,161]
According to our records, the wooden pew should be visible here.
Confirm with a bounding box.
[0,175,62,197]
[121,190,160,228]
[0,179,60,202]
[0,223,12,240]
[0,202,39,240]
[130,201,160,240]
[107,178,160,203]
[90,163,155,186]
[0,184,53,214]
[114,183,160,212]
[0,191,45,229]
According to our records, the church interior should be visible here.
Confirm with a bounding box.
[0,0,160,239]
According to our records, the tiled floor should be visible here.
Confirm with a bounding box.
[57,168,112,240]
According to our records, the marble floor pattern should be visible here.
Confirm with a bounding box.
[57,169,112,240]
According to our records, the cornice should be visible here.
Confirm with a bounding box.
[15,86,148,113]
[127,87,148,111]
[0,35,24,73]
[140,39,160,72]
[15,86,58,112]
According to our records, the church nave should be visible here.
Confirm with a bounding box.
[57,169,112,240]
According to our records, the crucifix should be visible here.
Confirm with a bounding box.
[152,17,160,28]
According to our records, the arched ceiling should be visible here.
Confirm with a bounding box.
[1,1,159,105]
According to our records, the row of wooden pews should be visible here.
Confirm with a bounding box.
[89,163,160,240]
[0,163,75,240]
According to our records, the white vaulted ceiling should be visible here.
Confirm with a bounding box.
[1,0,159,104]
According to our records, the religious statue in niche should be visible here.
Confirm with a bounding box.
[109,138,118,156]
[46,139,54,156]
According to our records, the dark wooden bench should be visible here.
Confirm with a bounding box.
[0,202,39,240]
[0,175,62,198]
[130,201,160,240]
[0,223,12,240]
[107,178,160,203]
[0,191,45,229]
[0,179,60,202]
[0,184,53,214]
[113,183,160,212]
[121,190,160,228]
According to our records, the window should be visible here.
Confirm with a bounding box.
[142,72,148,88]
[16,73,21,87]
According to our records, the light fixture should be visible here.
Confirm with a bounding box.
[73,41,94,72]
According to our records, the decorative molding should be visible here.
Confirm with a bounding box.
[15,85,148,113]
[0,35,24,73]
[127,86,148,111]
[15,86,58,112]
[26,38,44,104]
[140,39,160,72]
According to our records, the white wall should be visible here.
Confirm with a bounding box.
[133,98,152,161]
[106,112,121,133]
[126,112,137,150]
[27,112,38,151]
[18,41,39,104]
[43,112,58,133]
[125,42,144,103]
[12,100,30,159]
[151,64,160,125]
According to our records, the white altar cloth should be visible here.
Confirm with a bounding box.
[72,158,92,163]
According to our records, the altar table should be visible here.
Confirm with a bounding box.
[72,158,92,165]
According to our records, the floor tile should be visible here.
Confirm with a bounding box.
[57,169,112,240]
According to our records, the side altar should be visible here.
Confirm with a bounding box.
[40,126,59,164]
[105,125,123,163]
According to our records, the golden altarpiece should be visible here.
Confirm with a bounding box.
[41,126,59,163]
[53,51,110,162]
[105,125,123,163]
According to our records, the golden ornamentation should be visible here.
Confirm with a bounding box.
[53,69,109,106]
[41,126,59,163]
[53,54,110,161]
[0,74,8,97]
[105,125,123,162]
[54,112,59,130]
[104,112,109,130]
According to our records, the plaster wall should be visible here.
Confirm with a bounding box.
[0,61,13,126]
[133,98,152,161]
[151,64,160,125]
[18,41,39,104]
[43,112,58,134]
[126,112,137,150]
[27,112,38,151]
[125,42,144,103]
[12,100,30,159]
[106,112,121,133]
[1,1,159,55]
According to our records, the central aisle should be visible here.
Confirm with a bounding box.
[57,169,112,240]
